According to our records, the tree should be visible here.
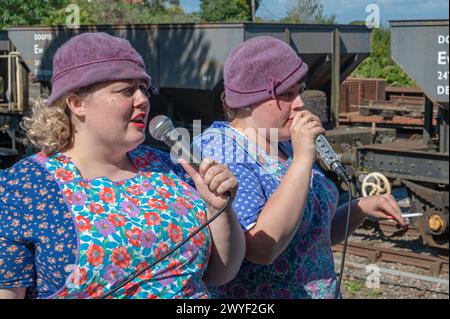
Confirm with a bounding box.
[351,28,415,87]
[200,0,260,22]
[143,0,180,11]
[44,0,198,26]
[283,0,336,24]
[0,0,67,29]
[0,0,197,29]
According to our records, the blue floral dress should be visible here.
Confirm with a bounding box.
[0,145,211,299]
[193,121,340,299]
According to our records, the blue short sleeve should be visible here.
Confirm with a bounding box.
[193,131,267,231]
[0,168,35,288]
[227,164,267,230]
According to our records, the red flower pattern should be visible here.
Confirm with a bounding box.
[75,215,92,232]
[144,212,161,226]
[55,168,74,182]
[157,188,171,199]
[125,227,142,247]
[111,246,131,269]
[10,145,214,299]
[168,223,183,243]
[108,214,126,227]
[176,197,193,210]
[86,244,105,267]
[99,187,116,204]
[89,202,105,215]
[147,198,168,211]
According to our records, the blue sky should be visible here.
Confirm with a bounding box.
[179,0,449,24]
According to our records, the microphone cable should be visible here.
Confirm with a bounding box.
[97,193,231,299]
[334,179,352,299]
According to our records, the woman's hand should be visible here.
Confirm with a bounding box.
[179,158,238,212]
[356,194,407,227]
[331,194,407,245]
[290,110,326,165]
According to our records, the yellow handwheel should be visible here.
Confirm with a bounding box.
[362,172,391,197]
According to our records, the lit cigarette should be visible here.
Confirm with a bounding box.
[387,213,423,220]
[401,213,423,218]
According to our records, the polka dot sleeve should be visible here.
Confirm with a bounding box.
[0,167,35,288]
[192,133,267,231]
[227,163,267,231]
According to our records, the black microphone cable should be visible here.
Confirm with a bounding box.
[315,134,353,299]
[97,193,231,299]
[334,179,352,299]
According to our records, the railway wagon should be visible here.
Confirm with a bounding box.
[0,22,371,159]
[353,20,449,249]
[2,22,448,249]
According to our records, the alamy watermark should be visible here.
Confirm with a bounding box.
[366,264,381,289]
[65,4,80,29]
[366,4,380,29]
[166,121,282,176]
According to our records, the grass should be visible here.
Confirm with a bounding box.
[344,279,383,299]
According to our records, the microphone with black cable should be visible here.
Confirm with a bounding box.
[150,115,352,298]
[149,115,203,170]
[314,134,352,299]
[150,115,352,299]
[315,134,351,183]
[97,115,232,299]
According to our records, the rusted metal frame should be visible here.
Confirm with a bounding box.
[388,95,425,106]
[355,146,449,185]
[339,113,437,127]
[377,220,421,237]
[333,242,449,276]
[359,101,425,113]
[402,180,449,207]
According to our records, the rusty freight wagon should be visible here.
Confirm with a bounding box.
[2,21,448,249]
[352,20,449,249]
[1,22,371,160]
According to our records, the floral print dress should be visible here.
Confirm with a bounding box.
[0,145,211,299]
[193,121,340,299]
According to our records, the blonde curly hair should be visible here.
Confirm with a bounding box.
[21,94,73,156]
[21,85,95,156]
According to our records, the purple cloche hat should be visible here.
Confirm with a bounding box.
[48,32,155,106]
[224,36,308,108]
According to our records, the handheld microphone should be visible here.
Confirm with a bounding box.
[149,115,202,170]
[99,115,230,299]
[315,134,351,182]
[315,134,352,299]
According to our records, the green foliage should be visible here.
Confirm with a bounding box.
[0,0,196,29]
[0,0,67,29]
[0,0,414,89]
[343,279,382,299]
[345,280,365,293]
[282,0,336,24]
[352,28,415,87]
[199,0,260,22]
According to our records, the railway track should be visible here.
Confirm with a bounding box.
[378,220,422,237]
[333,241,449,277]
[362,219,422,237]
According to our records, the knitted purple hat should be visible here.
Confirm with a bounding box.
[47,32,152,106]
[224,36,308,108]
